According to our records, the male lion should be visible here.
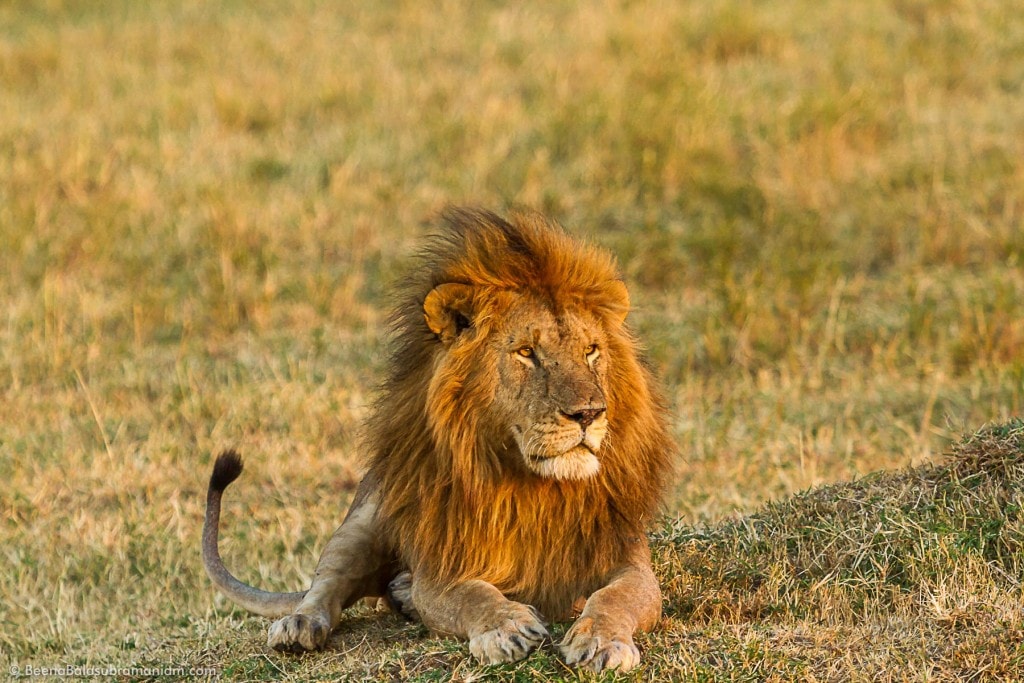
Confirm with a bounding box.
[202,207,675,672]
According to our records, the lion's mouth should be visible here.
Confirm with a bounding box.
[511,421,604,480]
[523,444,600,480]
[526,442,594,462]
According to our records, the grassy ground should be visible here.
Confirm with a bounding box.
[2,0,1023,680]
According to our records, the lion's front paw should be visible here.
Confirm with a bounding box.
[468,603,548,665]
[267,612,330,654]
[560,616,641,672]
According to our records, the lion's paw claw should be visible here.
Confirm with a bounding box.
[468,602,548,664]
[560,617,641,672]
[267,612,330,653]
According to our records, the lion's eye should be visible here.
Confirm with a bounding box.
[584,344,600,360]
[516,346,535,359]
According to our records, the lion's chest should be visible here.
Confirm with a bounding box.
[444,486,624,619]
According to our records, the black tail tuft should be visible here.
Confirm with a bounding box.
[210,449,244,492]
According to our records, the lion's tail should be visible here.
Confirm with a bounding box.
[202,450,307,618]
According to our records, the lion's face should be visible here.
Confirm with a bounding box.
[425,283,624,482]
[490,297,612,480]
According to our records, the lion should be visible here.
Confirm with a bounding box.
[202,207,675,672]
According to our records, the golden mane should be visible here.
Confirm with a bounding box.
[365,207,674,619]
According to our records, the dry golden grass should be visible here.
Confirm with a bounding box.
[649,420,1024,681]
[2,0,1023,680]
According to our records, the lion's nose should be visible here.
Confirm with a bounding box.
[562,407,606,430]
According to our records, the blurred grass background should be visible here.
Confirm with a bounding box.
[2,0,1023,679]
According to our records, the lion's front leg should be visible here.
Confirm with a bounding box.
[410,574,549,664]
[268,483,393,653]
[559,557,661,673]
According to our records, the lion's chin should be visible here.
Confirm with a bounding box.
[525,446,600,481]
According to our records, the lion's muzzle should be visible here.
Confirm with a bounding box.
[516,406,608,480]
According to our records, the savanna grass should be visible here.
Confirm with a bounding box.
[2,0,1023,680]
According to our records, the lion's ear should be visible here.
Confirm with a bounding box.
[424,283,476,344]
[605,280,630,326]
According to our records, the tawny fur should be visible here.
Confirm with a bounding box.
[366,207,675,620]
